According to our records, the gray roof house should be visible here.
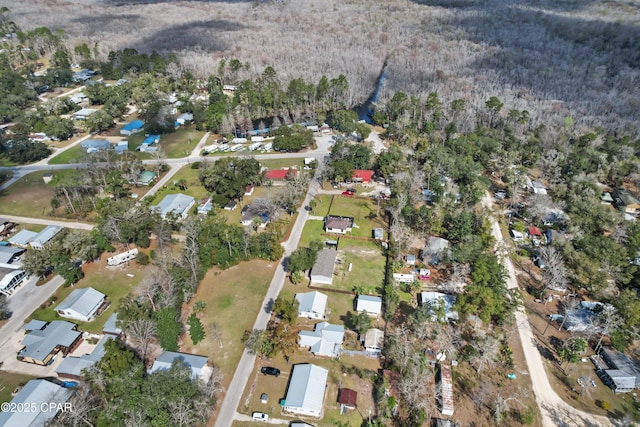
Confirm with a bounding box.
[421,237,451,265]
[0,246,25,264]
[594,347,640,393]
[299,322,344,358]
[149,351,210,381]
[282,364,329,418]
[309,248,337,285]
[29,225,63,250]
[151,193,195,220]
[80,139,110,153]
[0,379,73,427]
[73,108,98,120]
[56,335,108,380]
[55,287,106,322]
[295,291,328,320]
[356,295,383,316]
[9,229,38,247]
[18,320,83,365]
[102,313,122,337]
[324,215,354,234]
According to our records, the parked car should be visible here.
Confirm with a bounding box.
[252,412,269,421]
[342,191,354,196]
[260,366,280,377]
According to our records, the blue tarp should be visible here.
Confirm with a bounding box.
[122,120,144,132]
[142,135,159,145]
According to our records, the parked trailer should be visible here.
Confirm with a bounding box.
[230,144,244,152]
[263,143,273,151]
[248,142,262,151]
[231,137,247,144]
[202,145,218,153]
[218,144,230,152]
[107,248,139,266]
[250,136,265,143]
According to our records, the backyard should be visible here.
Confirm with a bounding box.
[0,171,56,219]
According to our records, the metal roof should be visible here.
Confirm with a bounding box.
[284,364,328,414]
[30,225,62,247]
[56,335,108,378]
[19,320,82,361]
[55,287,105,319]
[9,229,38,246]
[149,351,208,380]
[0,246,24,263]
[102,313,122,335]
[295,291,327,316]
[299,322,344,357]
[152,193,195,218]
[24,319,47,331]
[356,295,382,314]
[0,379,72,427]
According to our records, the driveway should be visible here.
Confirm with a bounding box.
[483,193,612,427]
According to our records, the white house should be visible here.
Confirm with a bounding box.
[295,291,327,319]
[282,364,328,418]
[299,322,344,358]
[151,193,195,220]
[55,287,106,322]
[356,295,382,317]
[324,215,354,234]
[29,225,63,250]
[309,248,337,285]
[362,328,384,354]
[150,351,211,382]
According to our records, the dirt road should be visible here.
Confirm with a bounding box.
[483,194,612,427]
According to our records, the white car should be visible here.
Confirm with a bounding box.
[252,412,269,421]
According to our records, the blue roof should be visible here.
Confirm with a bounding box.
[122,120,144,131]
[142,135,160,145]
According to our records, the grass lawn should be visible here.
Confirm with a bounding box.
[259,158,304,170]
[48,145,85,164]
[0,171,56,219]
[27,253,143,334]
[331,239,386,295]
[328,196,387,238]
[149,165,208,205]
[181,260,277,396]
[156,126,206,159]
[309,194,332,217]
[298,219,327,247]
[0,373,36,405]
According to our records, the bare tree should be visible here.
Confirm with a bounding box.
[181,217,201,287]
[472,332,501,373]
[127,319,157,366]
[539,246,569,293]
[210,323,223,348]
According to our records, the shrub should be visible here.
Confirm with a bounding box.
[136,252,150,265]
[519,407,535,425]
[598,400,611,411]
[191,161,201,169]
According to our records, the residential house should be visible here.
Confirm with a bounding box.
[355,295,383,317]
[56,335,108,380]
[73,108,98,120]
[55,287,107,322]
[264,168,299,181]
[0,379,73,426]
[149,351,211,382]
[69,92,87,104]
[224,200,238,211]
[80,139,110,153]
[299,322,344,358]
[102,313,123,337]
[120,120,144,136]
[309,248,338,285]
[437,363,454,416]
[419,292,459,322]
[362,328,384,354]
[239,201,273,227]
[0,269,27,296]
[324,215,354,234]
[29,225,63,250]
[142,135,160,146]
[282,364,329,418]
[151,193,195,220]
[527,226,543,242]
[0,246,25,264]
[601,192,614,205]
[9,229,38,247]
[352,169,374,184]
[18,320,83,365]
[420,237,451,265]
[175,112,193,127]
[531,180,547,195]
[614,188,640,216]
[134,170,157,186]
[337,388,357,410]
[114,140,129,154]
[295,291,328,319]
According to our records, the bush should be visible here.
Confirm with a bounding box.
[597,400,611,411]
[187,313,206,345]
[136,252,150,265]
[519,407,535,425]
[191,161,201,169]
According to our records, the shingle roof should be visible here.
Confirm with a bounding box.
[325,215,354,231]
[310,248,337,279]
[55,287,105,319]
[284,364,328,414]
[337,388,357,406]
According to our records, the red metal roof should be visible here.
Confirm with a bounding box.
[352,169,374,182]
[527,226,543,236]
[264,169,298,180]
[337,388,357,407]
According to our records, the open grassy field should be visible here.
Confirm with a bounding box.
[0,171,56,219]
[309,194,332,217]
[0,373,36,405]
[148,165,208,206]
[332,239,386,295]
[259,158,304,171]
[180,260,277,395]
[48,145,85,164]
[27,252,144,334]
[156,126,206,158]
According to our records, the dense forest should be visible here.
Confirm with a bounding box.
[6,0,640,138]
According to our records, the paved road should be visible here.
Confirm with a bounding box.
[0,214,94,230]
[0,275,67,376]
[483,194,612,427]
[233,413,289,424]
[214,158,325,427]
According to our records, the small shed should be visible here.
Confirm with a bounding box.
[337,388,357,410]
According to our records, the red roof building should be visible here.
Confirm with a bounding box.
[352,169,374,183]
[337,388,357,409]
[527,226,543,237]
[264,169,299,180]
